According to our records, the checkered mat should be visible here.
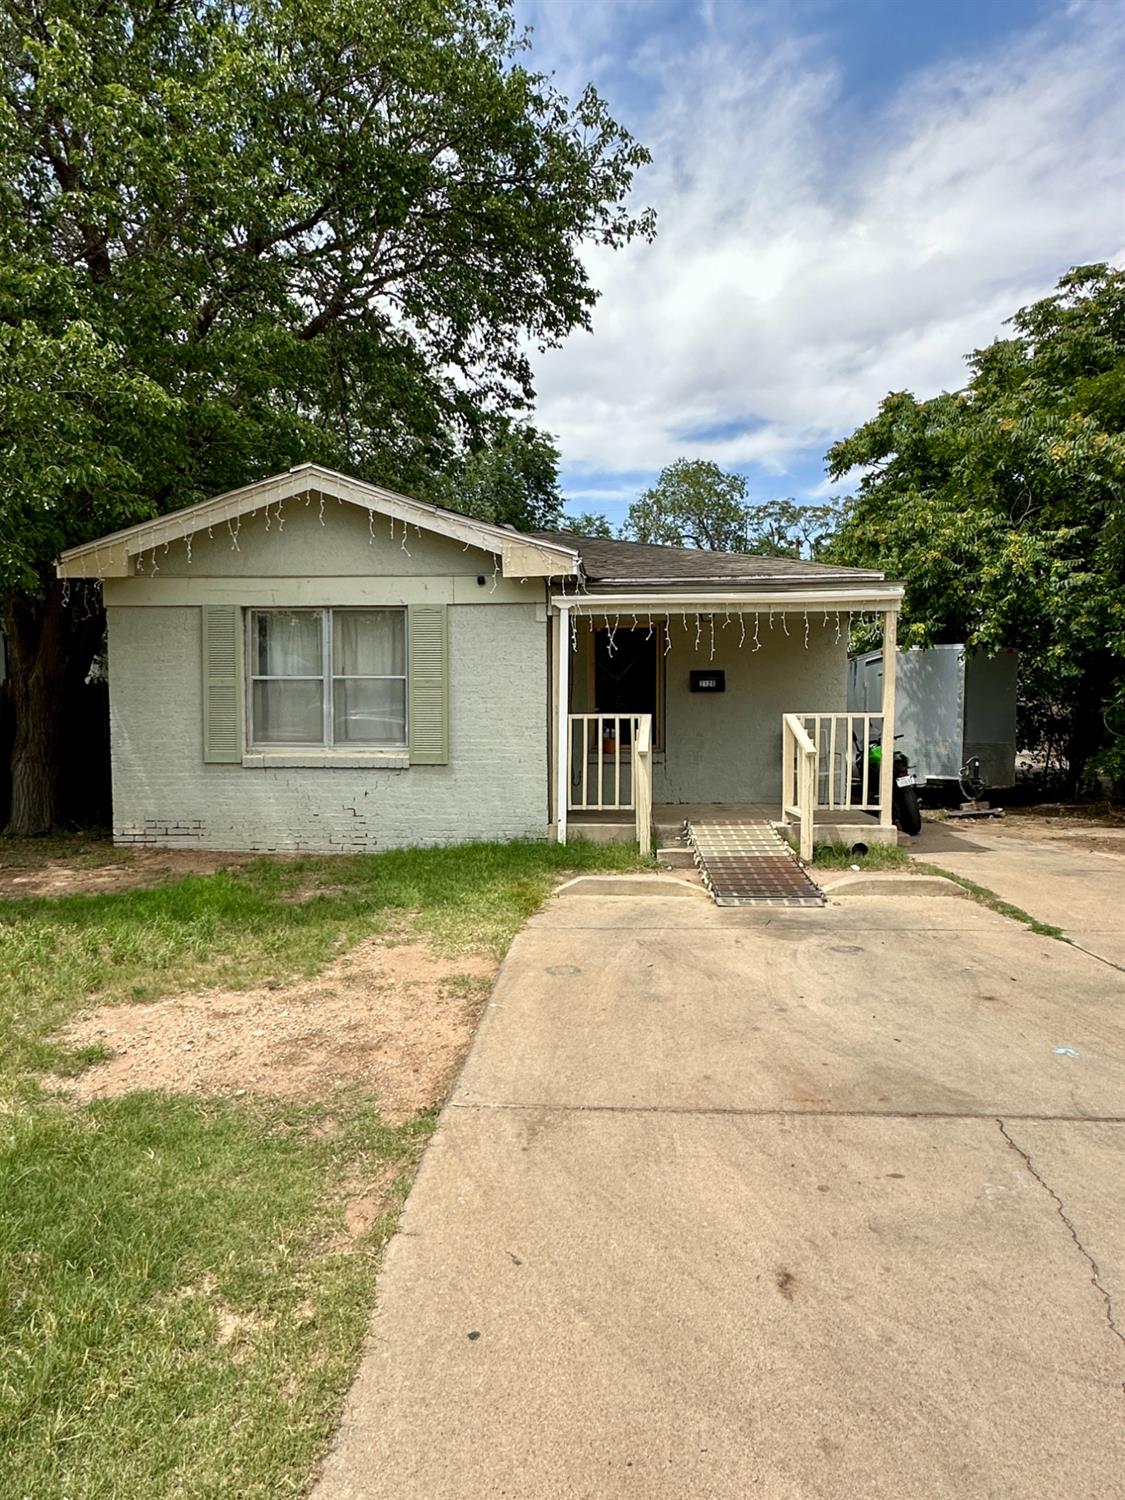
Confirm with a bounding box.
[687,819,826,908]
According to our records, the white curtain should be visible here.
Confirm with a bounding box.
[333,611,406,745]
[333,611,404,676]
[255,610,321,676]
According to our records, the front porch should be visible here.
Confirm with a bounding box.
[561,803,900,853]
[550,585,905,862]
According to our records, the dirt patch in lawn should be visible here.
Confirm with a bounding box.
[52,937,495,1120]
[0,846,266,899]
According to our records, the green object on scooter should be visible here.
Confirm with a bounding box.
[869,744,882,763]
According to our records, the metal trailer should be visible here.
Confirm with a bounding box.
[847,645,1018,791]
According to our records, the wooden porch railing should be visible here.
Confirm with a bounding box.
[782,711,887,860]
[781,713,817,861]
[567,713,653,853]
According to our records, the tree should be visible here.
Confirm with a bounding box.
[744,498,839,560]
[425,423,563,531]
[623,458,837,557]
[625,459,749,549]
[826,264,1125,784]
[0,0,654,832]
[564,510,614,537]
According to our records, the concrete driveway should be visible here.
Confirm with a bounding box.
[914,816,1125,969]
[314,878,1125,1500]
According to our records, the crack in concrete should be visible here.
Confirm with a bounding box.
[1065,940,1125,977]
[451,1101,1125,1123]
[998,1118,1125,1371]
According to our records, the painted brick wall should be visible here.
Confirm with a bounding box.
[107,604,548,851]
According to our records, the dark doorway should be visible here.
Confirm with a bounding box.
[594,628,660,746]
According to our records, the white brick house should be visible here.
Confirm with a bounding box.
[58,466,904,855]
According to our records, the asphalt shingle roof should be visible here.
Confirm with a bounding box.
[528,531,884,588]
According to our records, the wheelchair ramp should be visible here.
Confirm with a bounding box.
[687,818,826,908]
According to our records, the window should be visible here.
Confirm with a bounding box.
[248,609,407,748]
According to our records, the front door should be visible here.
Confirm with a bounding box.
[593,627,660,747]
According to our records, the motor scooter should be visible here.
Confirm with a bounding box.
[855,734,922,836]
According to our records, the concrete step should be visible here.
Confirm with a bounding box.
[656,847,696,869]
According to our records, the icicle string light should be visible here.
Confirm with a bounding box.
[753,611,761,651]
[664,615,672,656]
[738,610,746,648]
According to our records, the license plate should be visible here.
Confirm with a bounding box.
[896,774,916,788]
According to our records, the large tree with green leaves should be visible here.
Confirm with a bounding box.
[0,0,653,832]
[423,421,563,531]
[624,457,837,557]
[625,459,750,550]
[826,264,1125,784]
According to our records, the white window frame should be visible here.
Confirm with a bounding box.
[245,607,408,749]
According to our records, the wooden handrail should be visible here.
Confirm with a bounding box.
[634,713,653,855]
[781,712,816,862]
[783,712,815,755]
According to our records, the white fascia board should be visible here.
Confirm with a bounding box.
[57,464,579,580]
[550,585,905,612]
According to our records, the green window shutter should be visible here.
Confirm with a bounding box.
[408,604,448,765]
[201,605,243,763]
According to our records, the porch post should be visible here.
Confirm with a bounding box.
[878,609,898,827]
[555,604,571,843]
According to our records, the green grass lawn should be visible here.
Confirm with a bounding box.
[810,840,913,870]
[0,837,645,1499]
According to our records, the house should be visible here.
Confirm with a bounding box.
[57,465,904,860]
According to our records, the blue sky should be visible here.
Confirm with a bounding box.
[514,0,1125,529]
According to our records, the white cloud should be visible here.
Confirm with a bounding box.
[525,1,1125,491]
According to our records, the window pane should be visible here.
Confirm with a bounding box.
[254,610,322,676]
[252,680,324,743]
[333,610,405,676]
[333,678,407,745]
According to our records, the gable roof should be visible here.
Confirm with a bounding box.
[57,465,580,580]
[530,531,885,591]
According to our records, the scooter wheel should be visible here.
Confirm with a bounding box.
[894,786,922,837]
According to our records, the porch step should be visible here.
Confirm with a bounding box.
[687,818,826,908]
[656,846,695,869]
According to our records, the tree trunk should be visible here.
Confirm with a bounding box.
[3,583,104,836]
